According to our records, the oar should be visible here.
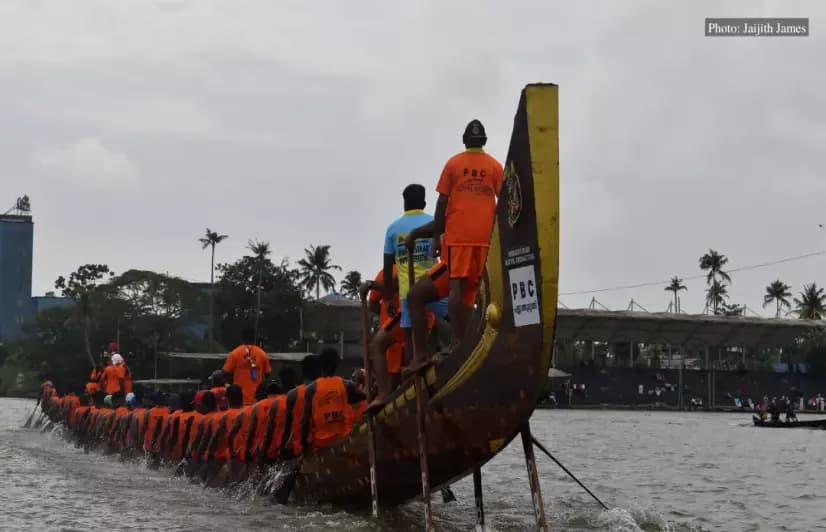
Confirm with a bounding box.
[360,294,380,517]
[531,435,609,511]
[408,250,434,531]
[271,456,303,504]
[23,400,40,428]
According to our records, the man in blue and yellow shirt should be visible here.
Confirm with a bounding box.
[366,184,447,411]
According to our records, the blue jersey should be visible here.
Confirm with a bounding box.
[383,209,449,327]
[383,209,437,300]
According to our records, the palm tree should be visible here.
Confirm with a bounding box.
[699,249,731,285]
[705,279,728,314]
[664,276,687,313]
[247,239,271,342]
[763,279,792,318]
[297,244,341,300]
[794,283,826,320]
[340,271,362,299]
[198,228,228,345]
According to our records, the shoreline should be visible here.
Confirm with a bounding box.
[536,404,826,414]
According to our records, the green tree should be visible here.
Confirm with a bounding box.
[699,249,731,285]
[794,283,826,320]
[54,264,114,366]
[340,271,362,299]
[664,276,687,313]
[216,255,303,350]
[763,279,792,318]
[108,269,206,377]
[705,280,729,314]
[297,244,341,300]
[198,228,228,345]
[247,239,272,343]
[17,305,88,392]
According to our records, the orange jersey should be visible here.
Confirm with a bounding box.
[100,364,127,394]
[368,267,400,323]
[159,410,182,458]
[223,345,272,405]
[211,409,241,462]
[309,376,350,449]
[143,406,169,453]
[288,385,307,455]
[111,406,129,443]
[125,408,146,449]
[436,149,503,247]
[70,406,90,430]
[247,397,276,458]
[231,406,253,461]
[263,396,288,461]
[173,412,198,463]
[86,368,101,394]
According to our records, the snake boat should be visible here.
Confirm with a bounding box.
[292,83,560,506]
[34,83,561,527]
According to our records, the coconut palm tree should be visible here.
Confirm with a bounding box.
[297,244,341,300]
[705,279,729,314]
[340,271,362,299]
[699,249,731,285]
[247,239,271,342]
[198,228,228,345]
[763,279,792,318]
[664,276,687,313]
[794,283,826,320]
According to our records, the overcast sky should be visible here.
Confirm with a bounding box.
[2,1,824,316]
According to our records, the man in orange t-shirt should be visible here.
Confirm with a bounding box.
[223,328,272,406]
[406,119,503,372]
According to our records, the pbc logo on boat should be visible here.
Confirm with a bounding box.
[503,162,522,229]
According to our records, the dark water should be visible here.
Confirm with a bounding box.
[2,398,824,531]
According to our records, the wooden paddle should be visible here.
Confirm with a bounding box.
[23,399,40,428]
[408,250,434,531]
[360,294,380,517]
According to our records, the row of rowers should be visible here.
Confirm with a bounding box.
[361,118,503,411]
[47,116,502,456]
[42,347,368,474]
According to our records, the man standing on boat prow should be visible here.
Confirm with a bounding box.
[222,328,272,406]
[406,119,503,373]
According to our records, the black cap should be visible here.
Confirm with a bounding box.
[462,119,487,147]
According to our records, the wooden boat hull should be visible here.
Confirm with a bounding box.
[753,415,826,429]
[292,84,561,506]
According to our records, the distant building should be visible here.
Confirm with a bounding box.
[301,293,362,360]
[31,292,73,315]
[0,197,34,341]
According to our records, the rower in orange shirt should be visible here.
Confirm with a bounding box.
[299,349,365,453]
[406,119,503,372]
[222,328,272,406]
[100,354,127,395]
[360,266,402,401]
[278,355,322,459]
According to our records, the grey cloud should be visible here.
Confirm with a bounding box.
[1,0,824,318]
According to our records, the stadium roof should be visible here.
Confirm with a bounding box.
[555,309,825,348]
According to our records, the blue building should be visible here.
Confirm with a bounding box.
[0,197,34,341]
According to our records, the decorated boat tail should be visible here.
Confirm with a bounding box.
[30,83,560,530]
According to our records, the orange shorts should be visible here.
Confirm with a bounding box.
[427,245,487,306]
[386,343,404,374]
[381,310,436,371]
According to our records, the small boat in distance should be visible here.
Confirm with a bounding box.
[752,416,826,429]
